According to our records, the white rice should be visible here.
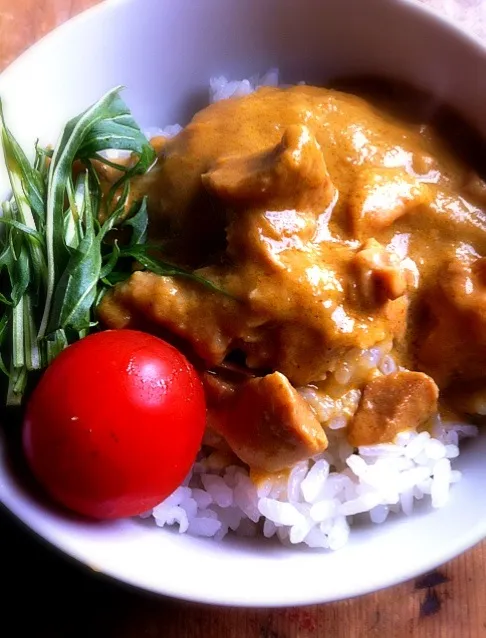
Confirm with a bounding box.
[148,416,474,550]
[140,71,478,549]
[209,68,279,102]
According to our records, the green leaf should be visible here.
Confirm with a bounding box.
[23,295,41,371]
[10,241,30,308]
[76,93,154,162]
[0,101,46,220]
[38,86,154,339]
[105,144,154,209]
[0,86,229,407]
[65,171,88,249]
[0,292,12,307]
[34,141,51,180]
[48,174,102,334]
[120,245,231,297]
[0,313,10,377]
[123,197,148,246]
[102,271,130,286]
[93,154,130,173]
[0,224,15,308]
[0,106,47,295]
[100,240,121,279]
[45,329,68,365]
[6,362,27,406]
[0,218,44,245]
[100,180,130,237]
[12,295,24,369]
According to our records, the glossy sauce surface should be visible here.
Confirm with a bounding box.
[100,81,486,454]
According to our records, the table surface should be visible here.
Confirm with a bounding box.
[1,1,486,636]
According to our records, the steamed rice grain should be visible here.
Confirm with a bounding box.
[141,72,478,550]
[146,413,475,549]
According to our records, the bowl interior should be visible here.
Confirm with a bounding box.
[1,0,486,606]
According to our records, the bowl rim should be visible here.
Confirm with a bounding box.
[2,429,486,607]
[1,0,486,607]
[2,0,486,88]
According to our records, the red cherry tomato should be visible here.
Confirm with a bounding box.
[22,330,206,519]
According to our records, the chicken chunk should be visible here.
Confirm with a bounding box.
[100,125,409,386]
[351,238,415,307]
[347,371,439,446]
[202,124,336,212]
[208,372,328,472]
[99,239,407,386]
[417,256,486,389]
[98,270,244,365]
[349,168,432,240]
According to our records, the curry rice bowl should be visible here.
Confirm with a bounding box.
[136,72,478,550]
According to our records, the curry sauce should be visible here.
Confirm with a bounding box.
[99,80,486,471]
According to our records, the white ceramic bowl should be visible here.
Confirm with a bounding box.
[1,0,486,607]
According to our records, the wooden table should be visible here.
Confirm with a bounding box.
[1,1,485,636]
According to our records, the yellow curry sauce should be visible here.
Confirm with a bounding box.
[98,81,486,473]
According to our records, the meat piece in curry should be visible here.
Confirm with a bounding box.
[206,371,328,472]
[417,256,486,389]
[347,371,439,447]
[99,80,486,473]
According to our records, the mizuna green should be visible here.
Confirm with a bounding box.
[0,88,221,405]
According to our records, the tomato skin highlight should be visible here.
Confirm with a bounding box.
[22,330,206,519]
